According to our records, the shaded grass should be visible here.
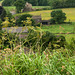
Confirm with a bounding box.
[14,8,75,22]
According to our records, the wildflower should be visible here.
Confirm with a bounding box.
[62,65,65,69]
[61,69,63,72]
[45,64,47,66]
[63,28,64,30]
[66,72,70,75]
[66,32,70,34]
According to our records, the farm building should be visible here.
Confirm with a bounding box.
[32,15,42,24]
[2,27,28,38]
[32,15,50,25]
[22,2,35,12]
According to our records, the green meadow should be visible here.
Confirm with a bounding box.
[41,23,75,43]
[41,23,75,33]
[3,6,75,22]
[4,6,16,11]
[2,6,75,42]
[14,8,75,22]
[3,6,50,12]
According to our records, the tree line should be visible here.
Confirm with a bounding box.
[2,0,49,6]
[2,0,75,9]
[50,0,75,9]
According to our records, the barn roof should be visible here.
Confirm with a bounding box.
[32,15,41,19]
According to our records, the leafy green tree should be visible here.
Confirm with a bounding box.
[50,10,66,24]
[49,0,75,9]
[14,0,25,13]
[2,0,16,6]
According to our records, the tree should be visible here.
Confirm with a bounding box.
[2,0,16,6]
[50,10,66,24]
[14,0,25,13]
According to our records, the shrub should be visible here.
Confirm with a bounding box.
[24,28,66,52]
[50,10,66,24]
[0,31,19,49]
[16,14,35,26]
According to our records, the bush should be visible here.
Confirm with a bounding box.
[0,31,19,49]
[50,10,66,24]
[50,18,55,24]
[24,28,66,52]
[16,14,35,26]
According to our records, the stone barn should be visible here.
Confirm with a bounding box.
[2,27,28,38]
[32,15,42,24]
[22,2,35,12]
[32,15,50,25]
[42,20,50,25]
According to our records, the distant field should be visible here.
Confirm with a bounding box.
[4,6,16,11]
[3,6,75,22]
[14,8,75,22]
[41,23,75,43]
[3,6,50,11]
[32,6,50,9]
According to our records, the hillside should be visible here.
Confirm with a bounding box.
[14,8,75,22]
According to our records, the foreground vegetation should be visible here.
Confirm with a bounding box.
[0,25,75,74]
[0,47,75,75]
[0,2,75,74]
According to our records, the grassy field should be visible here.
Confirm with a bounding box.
[41,23,75,43]
[3,6,75,22]
[2,6,75,43]
[14,8,75,22]
[4,6,16,11]
[32,6,50,9]
[3,6,50,11]
[41,23,75,33]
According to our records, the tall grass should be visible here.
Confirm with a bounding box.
[0,17,75,75]
[0,48,75,75]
